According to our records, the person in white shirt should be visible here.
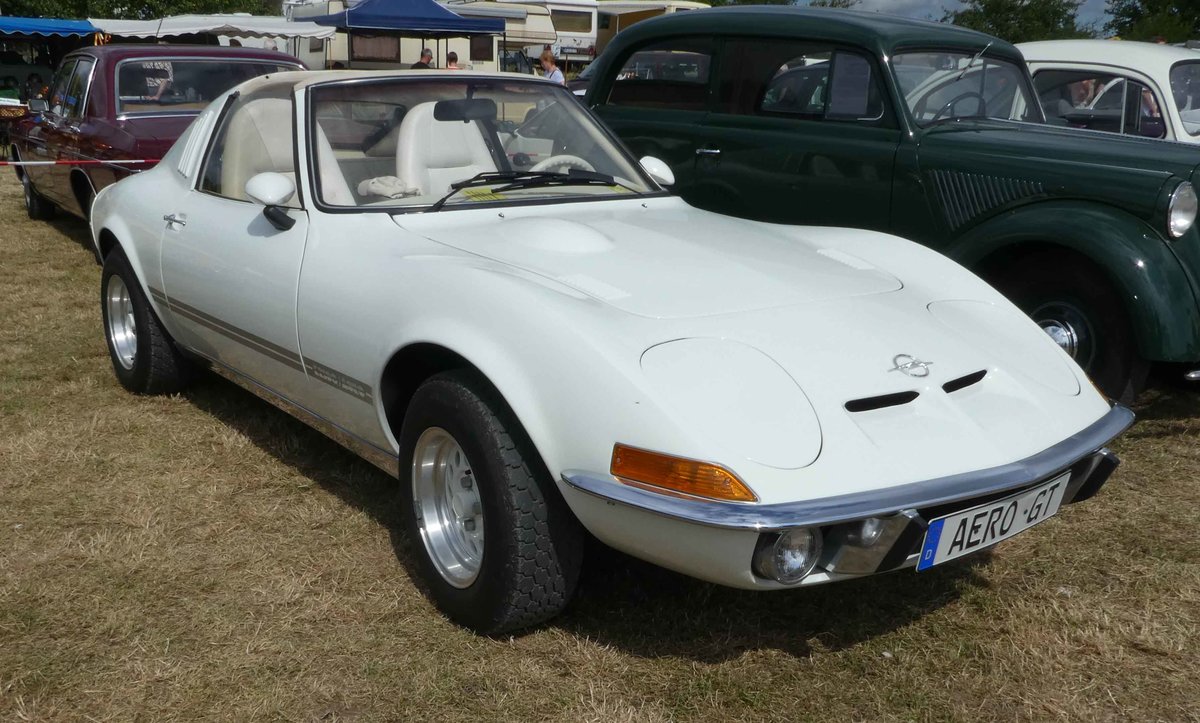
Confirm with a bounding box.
[540,50,564,85]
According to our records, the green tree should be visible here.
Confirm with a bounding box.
[944,0,1095,43]
[808,0,861,7]
[2,0,276,20]
[1105,0,1200,42]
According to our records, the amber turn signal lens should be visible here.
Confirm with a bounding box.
[610,444,758,502]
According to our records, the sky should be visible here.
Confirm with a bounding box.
[851,0,1110,29]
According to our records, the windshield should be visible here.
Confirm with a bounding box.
[310,78,656,209]
[116,58,294,115]
[1172,61,1200,137]
[893,51,1040,126]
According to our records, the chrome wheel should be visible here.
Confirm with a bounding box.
[411,427,484,588]
[1033,301,1094,368]
[105,275,137,370]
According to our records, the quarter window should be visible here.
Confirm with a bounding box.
[606,37,714,110]
[199,85,298,207]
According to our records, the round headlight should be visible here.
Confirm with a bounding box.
[753,527,823,584]
[1169,182,1198,239]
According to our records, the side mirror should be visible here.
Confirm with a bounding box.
[28,98,47,113]
[639,156,675,187]
[245,172,296,231]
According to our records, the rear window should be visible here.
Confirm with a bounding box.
[115,58,295,115]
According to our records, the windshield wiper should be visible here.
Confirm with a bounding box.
[493,169,635,193]
[955,41,993,82]
[426,169,634,212]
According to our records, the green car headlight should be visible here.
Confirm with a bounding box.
[1169,182,1198,239]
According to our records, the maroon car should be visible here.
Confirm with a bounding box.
[11,44,302,222]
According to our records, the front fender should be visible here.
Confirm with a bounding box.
[948,200,1200,362]
[368,272,701,485]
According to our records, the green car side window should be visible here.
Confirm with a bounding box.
[717,39,885,123]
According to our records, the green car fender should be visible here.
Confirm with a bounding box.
[945,199,1200,363]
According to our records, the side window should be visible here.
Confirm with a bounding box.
[1124,79,1166,139]
[605,37,715,111]
[199,86,298,207]
[1032,69,1165,138]
[47,59,77,117]
[63,58,94,119]
[718,39,885,122]
[1033,69,1123,132]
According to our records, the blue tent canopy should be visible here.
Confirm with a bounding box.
[0,17,99,37]
[310,0,504,36]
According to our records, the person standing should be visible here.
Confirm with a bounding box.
[446,51,461,70]
[411,48,433,69]
[540,50,564,85]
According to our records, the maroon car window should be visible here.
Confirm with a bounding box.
[62,58,94,119]
[115,59,295,116]
[47,59,77,117]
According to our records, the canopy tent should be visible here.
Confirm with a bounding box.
[440,1,554,44]
[0,17,99,37]
[91,15,335,39]
[310,0,505,36]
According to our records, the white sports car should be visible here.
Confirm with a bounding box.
[91,70,1134,634]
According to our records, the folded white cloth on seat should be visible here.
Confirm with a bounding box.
[357,175,421,199]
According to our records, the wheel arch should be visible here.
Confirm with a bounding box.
[949,200,1200,363]
[377,339,570,489]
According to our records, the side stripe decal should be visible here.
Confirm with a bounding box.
[149,285,372,403]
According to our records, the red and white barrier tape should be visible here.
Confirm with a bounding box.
[0,159,159,167]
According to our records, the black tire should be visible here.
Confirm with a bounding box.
[992,251,1147,404]
[100,246,192,395]
[398,371,583,634]
[22,171,55,221]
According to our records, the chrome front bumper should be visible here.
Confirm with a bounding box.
[562,405,1133,581]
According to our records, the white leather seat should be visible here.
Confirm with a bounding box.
[219,95,297,206]
[395,101,496,196]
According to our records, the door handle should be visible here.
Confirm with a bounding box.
[695,148,721,156]
[163,213,186,227]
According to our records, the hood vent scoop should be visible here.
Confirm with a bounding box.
[845,390,919,413]
[943,369,988,394]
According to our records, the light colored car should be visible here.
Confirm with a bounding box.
[1021,39,1200,142]
[90,69,1134,634]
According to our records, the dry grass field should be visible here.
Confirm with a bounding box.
[2,171,1199,722]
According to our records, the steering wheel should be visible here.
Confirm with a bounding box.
[931,91,985,122]
[530,154,595,173]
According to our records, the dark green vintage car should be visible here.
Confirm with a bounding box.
[584,6,1200,402]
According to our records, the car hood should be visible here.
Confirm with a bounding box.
[393,201,902,318]
[923,118,1200,179]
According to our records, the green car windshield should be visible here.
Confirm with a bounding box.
[894,51,1042,127]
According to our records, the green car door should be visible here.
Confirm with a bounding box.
[695,38,902,229]
[591,36,716,199]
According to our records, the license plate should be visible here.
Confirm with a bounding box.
[916,472,1070,571]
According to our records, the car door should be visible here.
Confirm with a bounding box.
[590,36,717,202]
[24,58,77,204]
[696,39,901,228]
[159,85,311,401]
[53,56,97,214]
